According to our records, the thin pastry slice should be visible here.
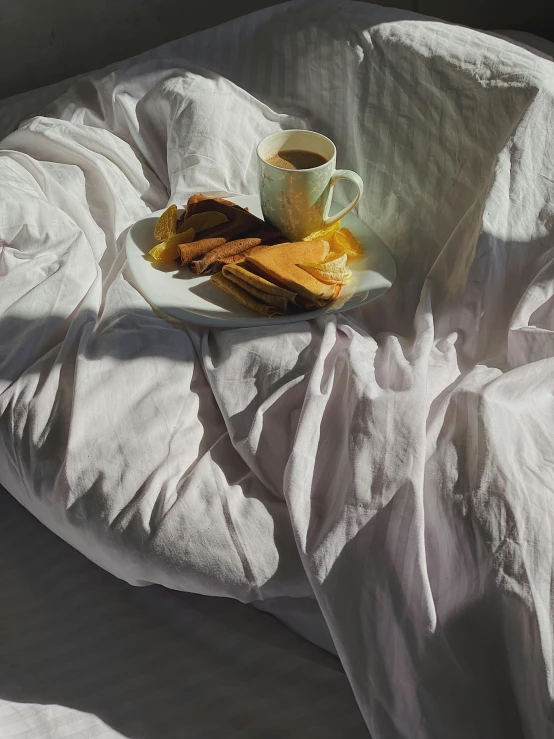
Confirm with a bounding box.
[211,272,284,317]
[184,196,281,242]
[212,244,269,272]
[245,240,336,305]
[190,238,263,274]
[178,238,227,265]
[222,272,289,313]
[222,263,297,303]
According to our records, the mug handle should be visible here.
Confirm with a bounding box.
[322,170,364,227]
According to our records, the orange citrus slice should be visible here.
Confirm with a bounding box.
[299,253,352,284]
[332,228,364,257]
[149,228,195,263]
[301,253,348,270]
[302,220,342,242]
[154,204,178,242]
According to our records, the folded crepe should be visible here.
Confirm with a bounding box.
[221,263,297,313]
[238,226,283,242]
[212,244,269,272]
[185,194,239,212]
[245,240,340,307]
[211,240,344,317]
[211,272,284,317]
[178,237,227,265]
[182,195,278,243]
[190,237,263,274]
[176,194,241,232]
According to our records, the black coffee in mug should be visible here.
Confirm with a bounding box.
[265,149,328,170]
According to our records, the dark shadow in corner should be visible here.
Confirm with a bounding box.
[0,491,367,739]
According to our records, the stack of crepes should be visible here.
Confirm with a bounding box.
[211,238,352,317]
[158,194,285,275]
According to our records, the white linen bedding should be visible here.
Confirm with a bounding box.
[1,1,554,737]
[0,487,366,738]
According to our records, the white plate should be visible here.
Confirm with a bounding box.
[125,195,396,328]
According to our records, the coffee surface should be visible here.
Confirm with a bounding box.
[266,149,328,170]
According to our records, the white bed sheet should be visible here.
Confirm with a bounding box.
[0,486,366,738]
[1,1,554,737]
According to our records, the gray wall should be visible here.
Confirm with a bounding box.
[1,0,553,99]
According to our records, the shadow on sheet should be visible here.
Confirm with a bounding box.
[0,490,368,739]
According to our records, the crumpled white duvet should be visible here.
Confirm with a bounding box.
[1,1,554,737]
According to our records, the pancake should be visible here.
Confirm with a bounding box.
[245,240,336,305]
[190,238,263,274]
[211,272,284,317]
[178,237,226,265]
[222,263,297,303]
[211,244,269,272]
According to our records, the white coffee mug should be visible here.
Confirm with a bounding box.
[257,129,363,242]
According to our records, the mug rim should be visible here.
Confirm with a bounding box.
[256,129,336,173]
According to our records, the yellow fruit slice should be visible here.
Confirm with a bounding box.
[332,228,364,257]
[302,220,342,242]
[299,266,352,284]
[301,253,348,270]
[149,228,195,263]
[177,211,228,234]
[299,253,352,284]
[154,204,178,242]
